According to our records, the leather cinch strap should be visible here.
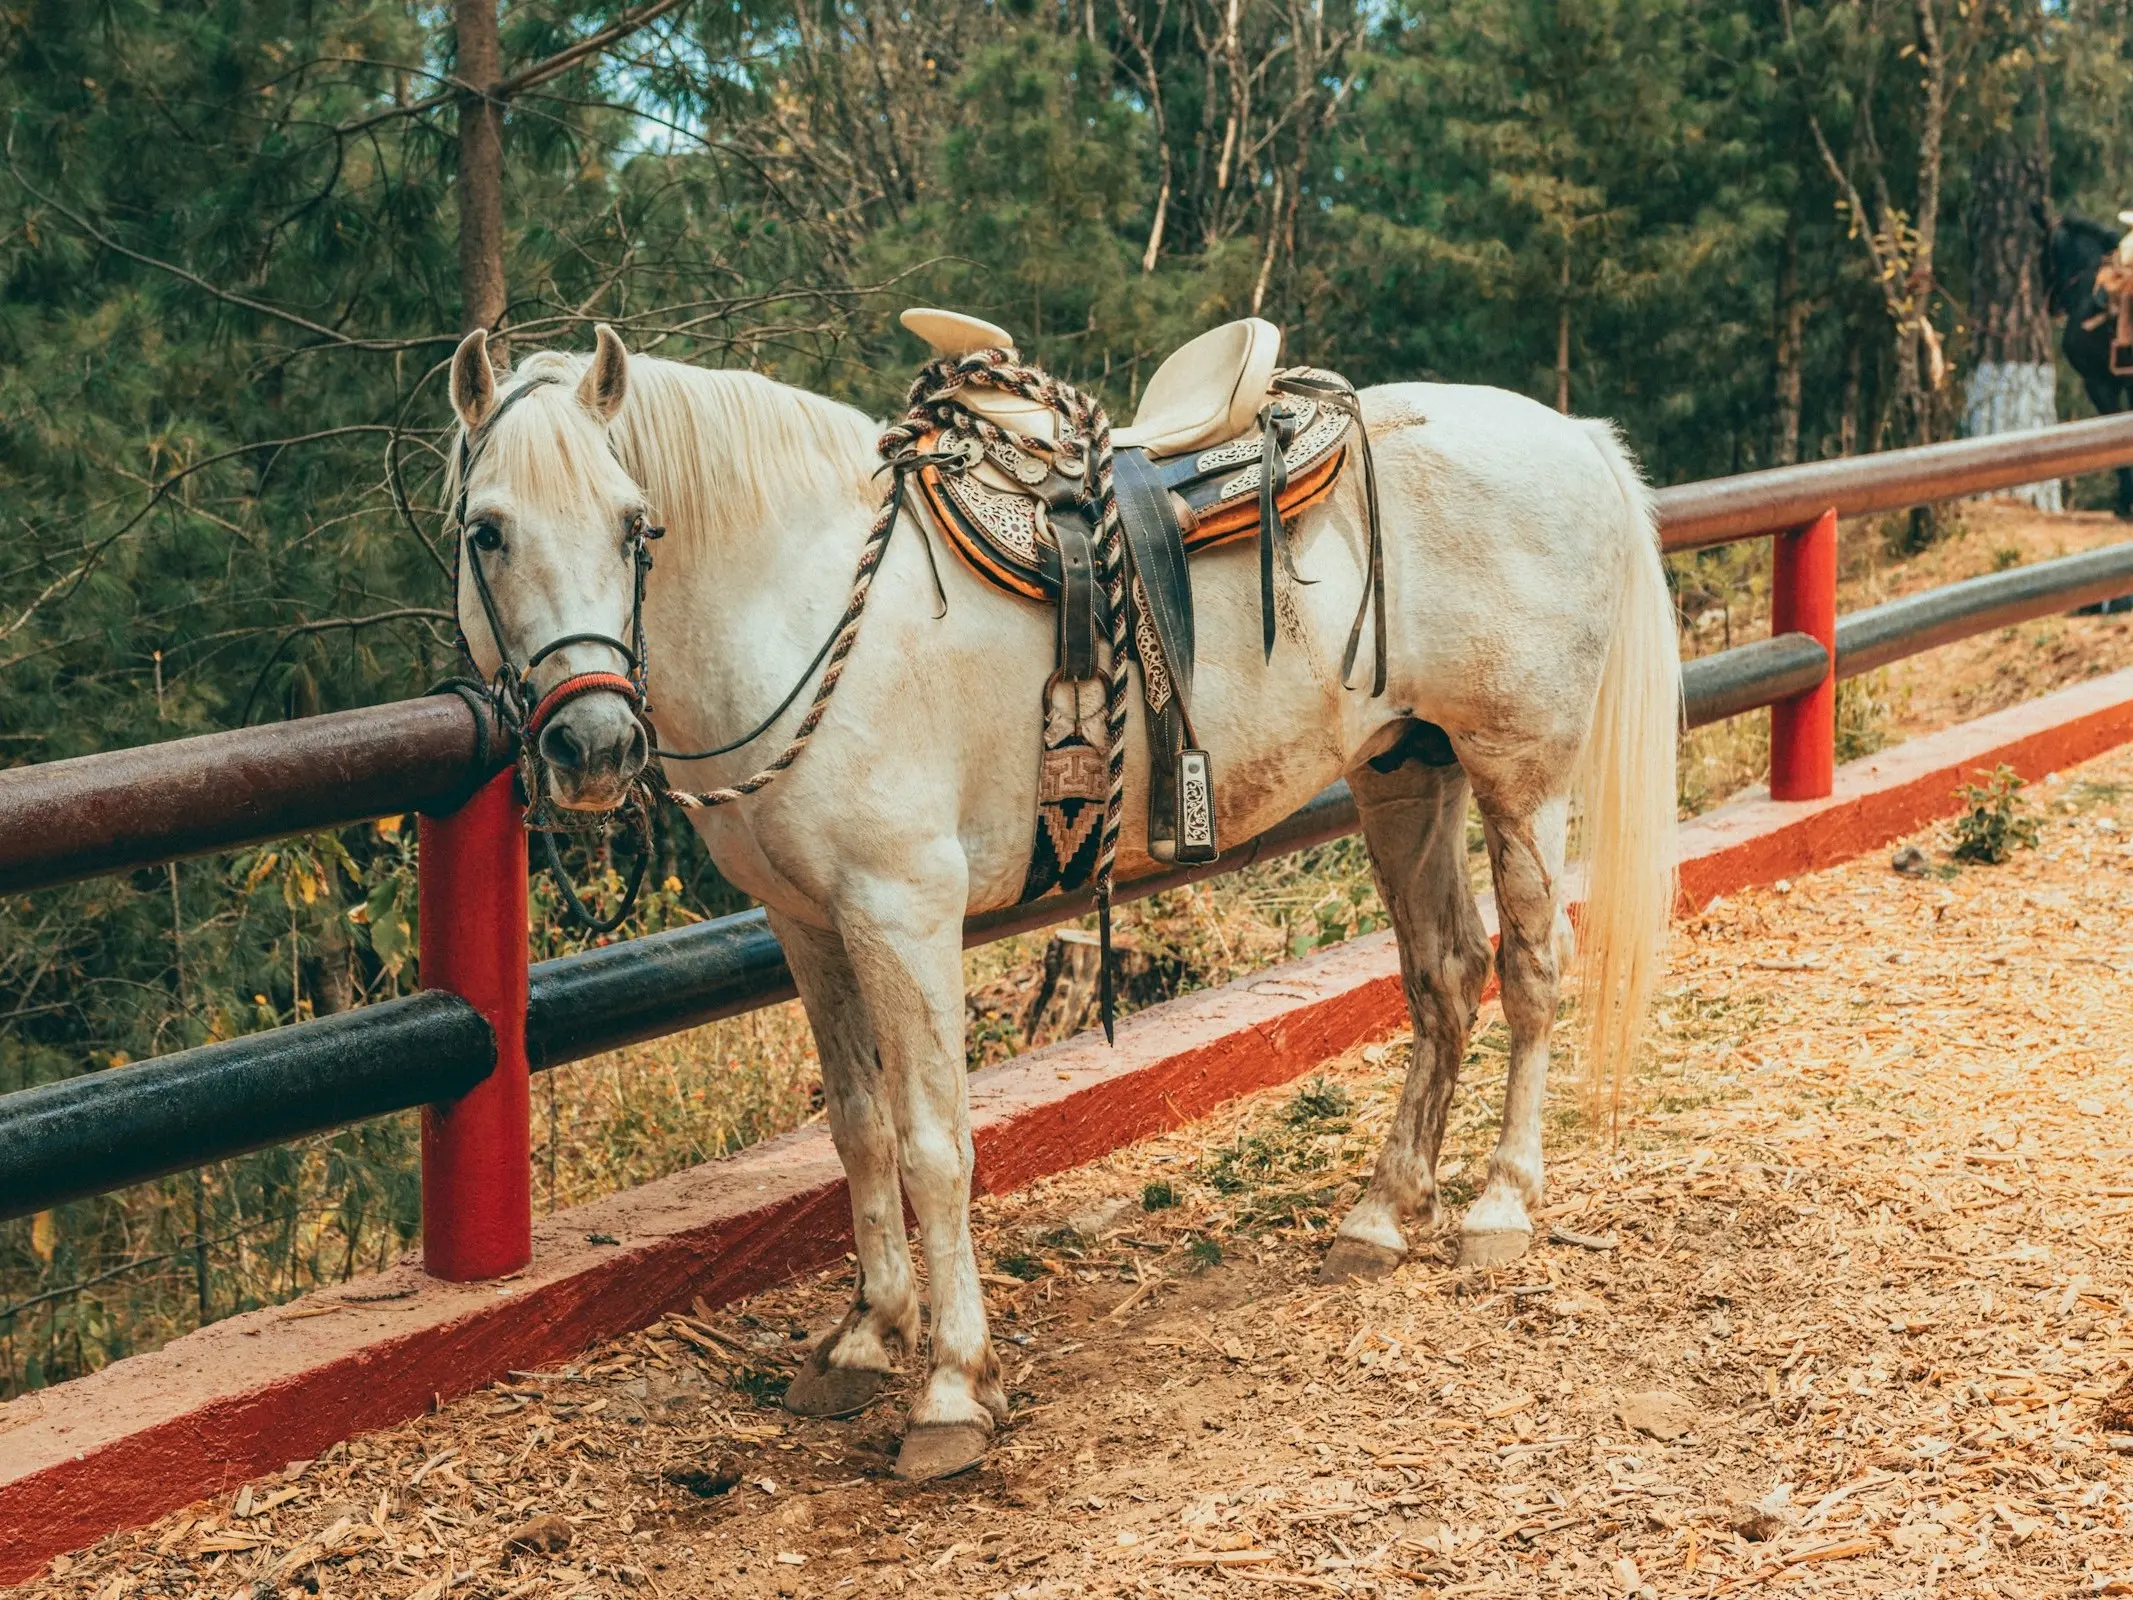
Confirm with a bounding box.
[1055,519,1098,681]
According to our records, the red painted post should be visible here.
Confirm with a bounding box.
[418,769,532,1280]
[1769,507,1839,801]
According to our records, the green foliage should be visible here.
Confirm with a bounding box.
[1140,1180,1178,1211]
[1286,1077,1354,1127]
[1833,672,1891,765]
[1950,764,2042,864]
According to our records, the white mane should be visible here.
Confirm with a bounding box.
[462,349,882,548]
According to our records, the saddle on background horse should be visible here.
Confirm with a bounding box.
[2091,217,2133,377]
[898,308,1381,899]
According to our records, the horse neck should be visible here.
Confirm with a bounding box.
[636,437,883,763]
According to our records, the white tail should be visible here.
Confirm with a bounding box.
[1571,421,1681,1123]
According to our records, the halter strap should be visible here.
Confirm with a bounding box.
[526,671,643,739]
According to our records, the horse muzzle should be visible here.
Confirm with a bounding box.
[528,674,649,811]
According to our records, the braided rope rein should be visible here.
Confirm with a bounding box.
[665,350,1132,920]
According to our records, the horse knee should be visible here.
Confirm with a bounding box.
[897,1123,972,1205]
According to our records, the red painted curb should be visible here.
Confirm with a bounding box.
[1676,666,2133,909]
[6,665,2133,1581]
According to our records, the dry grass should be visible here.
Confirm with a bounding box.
[29,745,2133,1598]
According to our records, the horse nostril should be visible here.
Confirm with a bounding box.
[622,721,648,773]
[540,720,587,772]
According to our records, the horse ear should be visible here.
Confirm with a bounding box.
[451,330,497,432]
[579,324,629,422]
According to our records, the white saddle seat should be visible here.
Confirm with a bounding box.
[1114,317,1282,457]
[899,308,1282,457]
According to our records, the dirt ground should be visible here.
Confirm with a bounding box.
[23,746,2133,1599]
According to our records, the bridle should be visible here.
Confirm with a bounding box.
[445,374,665,933]
[433,363,976,937]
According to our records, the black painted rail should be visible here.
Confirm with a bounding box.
[0,995,494,1219]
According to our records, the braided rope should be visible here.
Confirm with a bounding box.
[664,464,908,811]
[664,345,1129,891]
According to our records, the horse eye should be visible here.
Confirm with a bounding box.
[469,522,504,552]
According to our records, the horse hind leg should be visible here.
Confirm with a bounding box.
[1458,785,1572,1269]
[772,914,918,1421]
[1322,747,1491,1284]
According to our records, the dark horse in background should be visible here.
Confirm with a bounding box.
[2043,209,2133,520]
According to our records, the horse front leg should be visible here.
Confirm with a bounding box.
[773,913,918,1421]
[835,883,1006,1481]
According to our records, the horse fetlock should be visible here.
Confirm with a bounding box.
[908,1364,1003,1431]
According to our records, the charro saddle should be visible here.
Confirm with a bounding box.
[899,309,1381,900]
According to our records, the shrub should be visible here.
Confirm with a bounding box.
[1950,765,2041,864]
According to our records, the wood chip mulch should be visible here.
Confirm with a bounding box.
[20,752,2133,1599]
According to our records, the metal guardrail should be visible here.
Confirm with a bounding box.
[1655,411,2133,551]
[1835,540,2133,678]
[0,698,508,895]
[5,418,2133,1224]
[0,994,493,1218]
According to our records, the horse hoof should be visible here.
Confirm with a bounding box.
[784,1363,890,1420]
[894,1422,991,1482]
[1457,1228,1532,1269]
[1319,1236,1406,1284]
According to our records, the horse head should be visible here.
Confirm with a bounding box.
[448,326,655,813]
[2044,212,2123,316]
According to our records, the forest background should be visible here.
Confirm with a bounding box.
[4,0,2133,1396]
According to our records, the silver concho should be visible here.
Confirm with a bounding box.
[943,429,986,470]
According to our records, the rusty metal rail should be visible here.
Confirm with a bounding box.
[1655,411,2133,551]
[0,698,509,895]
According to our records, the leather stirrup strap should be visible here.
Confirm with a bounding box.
[1112,448,1198,716]
[1054,517,1098,680]
[1271,371,1388,696]
[1340,404,1389,697]
[1254,404,1315,662]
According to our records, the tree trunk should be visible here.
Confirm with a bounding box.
[311,912,356,1017]
[456,0,507,337]
[1963,123,2060,510]
[1839,333,1862,457]
[1772,220,1804,466]
[1555,252,1572,415]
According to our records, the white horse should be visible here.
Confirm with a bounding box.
[443,325,1678,1480]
